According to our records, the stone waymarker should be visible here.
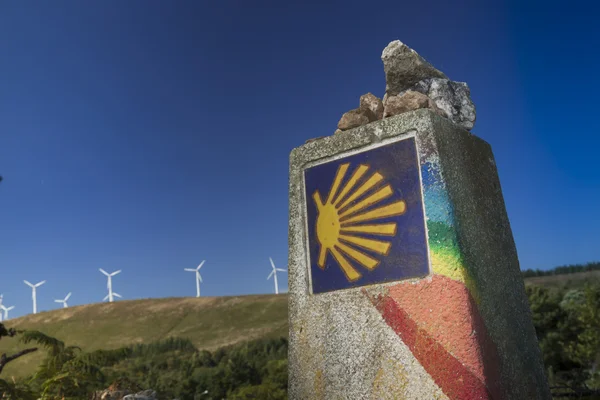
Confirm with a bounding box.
[288,41,550,400]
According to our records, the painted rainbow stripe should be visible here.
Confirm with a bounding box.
[365,151,504,399]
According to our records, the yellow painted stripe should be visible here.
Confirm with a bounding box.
[333,164,369,207]
[339,234,391,255]
[340,223,397,236]
[341,200,406,224]
[336,242,380,270]
[339,184,393,219]
[337,173,384,210]
[313,191,324,210]
[326,163,350,204]
[317,246,327,268]
[330,246,361,282]
[429,247,480,305]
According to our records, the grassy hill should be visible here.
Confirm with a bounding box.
[524,270,600,290]
[2,269,598,381]
[0,294,288,379]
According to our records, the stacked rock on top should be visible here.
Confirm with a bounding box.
[318,40,476,143]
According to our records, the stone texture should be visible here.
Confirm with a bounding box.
[337,107,377,130]
[383,90,443,118]
[91,380,163,400]
[305,136,327,144]
[360,92,384,120]
[398,78,476,130]
[288,109,551,399]
[334,129,343,135]
[382,40,447,97]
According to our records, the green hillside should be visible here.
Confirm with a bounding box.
[524,270,600,290]
[0,294,288,379]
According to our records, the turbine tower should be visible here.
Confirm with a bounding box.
[184,260,205,297]
[0,305,14,321]
[267,257,287,295]
[24,280,46,314]
[99,269,121,302]
[54,292,72,308]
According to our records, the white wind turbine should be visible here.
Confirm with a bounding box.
[267,257,287,295]
[24,280,46,314]
[184,260,205,297]
[54,292,72,308]
[99,269,122,302]
[0,305,15,321]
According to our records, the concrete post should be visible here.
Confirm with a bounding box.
[288,109,550,399]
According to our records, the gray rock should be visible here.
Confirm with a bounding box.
[383,90,443,118]
[359,93,384,120]
[337,107,376,131]
[398,78,476,130]
[122,389,158,400]
[382,40,447,97]
[429,79,476,130]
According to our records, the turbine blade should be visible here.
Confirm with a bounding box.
[7,306,14,311]
[269,257,276,270]
[276,269,286,272]
[103,294,109,301]
[36,280,46,286]
[197,260,206,270]
[267,271,274,280]
[111,270,121,276]
[65,292,72,300]
[24,280,33,287]
[197,273,203,283]
[54,300,61,303]
[99,268,108,276]
[113,293,122,298]
[184,268,196,272]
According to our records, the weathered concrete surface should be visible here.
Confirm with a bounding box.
[288,109,550,399]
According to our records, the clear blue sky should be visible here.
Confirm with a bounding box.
[1,1,598,318]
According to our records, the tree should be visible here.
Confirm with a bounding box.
[0,324,39,399]
[19,331,105,399]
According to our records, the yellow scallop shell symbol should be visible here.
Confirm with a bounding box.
[312,163,407,282]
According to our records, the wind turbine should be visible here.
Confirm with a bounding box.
[184,260,205,297]
[0,305,14,321]
[24,280,46,314]
[267,257,287,295]
[54,292,72,308]
[99,269,121,302]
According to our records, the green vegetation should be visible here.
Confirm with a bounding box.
[522,261,600,278]
[526,283,600,398]
[0,326,288,399]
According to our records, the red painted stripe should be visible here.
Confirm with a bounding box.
[369,293,496,400]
